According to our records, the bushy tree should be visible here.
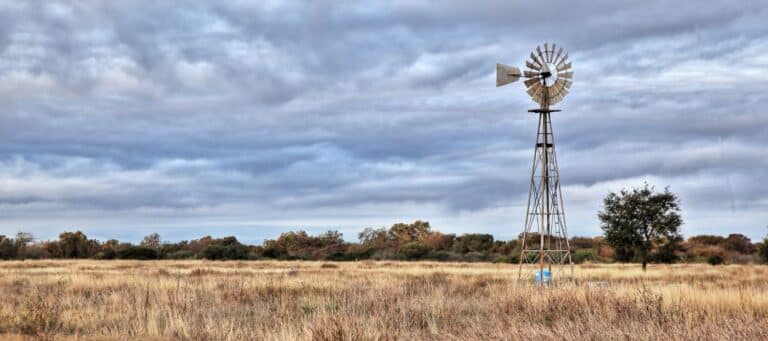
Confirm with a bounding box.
[722,234,755,254]
[262,230,346,260]
[0,235,18,259]
[421,232,455,251]
[14,232,33,258]
[688,235,725,246]
[389,220,431,244]
[57,231,97,258]
[140,233,161,250]
[759,227,768,264]
[599,184,683,271]
[452,234,494,253]
[358,227,390,246]
[317,230,344,246]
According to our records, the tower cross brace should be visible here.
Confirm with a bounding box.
[518,80,573,280]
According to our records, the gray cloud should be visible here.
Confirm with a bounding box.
[0,0,766,242]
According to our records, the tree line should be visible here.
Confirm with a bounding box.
[1,184,767,265]
[0,222,765,264]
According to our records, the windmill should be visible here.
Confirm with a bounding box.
[496,43,573,282]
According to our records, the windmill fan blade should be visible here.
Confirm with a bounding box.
[527,83,543,97]
[524,77,541,88]
[558,71,573,79]
[530,52,541,66]
[551,43,557,62]
[549,95,562,105]
[525,60,541,70]
[559,88,569,98]
[557,53,569,68]
[554,47,564,64]
[550,82,564,94]
[524,70,540,78]
[544,43,550,62]
[496,63,521,87]
[536,46,545,61]
[547,85,563,99]
[531,93,542,102]
[556,62,572,72]
[548,94,559,105]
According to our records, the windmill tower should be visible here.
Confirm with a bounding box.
[496,43,574,281]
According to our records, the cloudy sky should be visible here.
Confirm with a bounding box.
[0,1,766,243]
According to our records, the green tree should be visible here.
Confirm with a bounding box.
[451,234,494,253]
[57,231,97,258]
[0,235,18,259]
[598,184,683,271]
[759,227,768,264]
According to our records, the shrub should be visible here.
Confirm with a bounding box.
[493,254,520,264]
[732,254,755,265]
[397,242,430,260]
[318,244,349,261]
[425,251,463,262]
[524,252,538,263]
[116,246,159,260]
[93,249,117,260]
[570,237,596,249]
[723,234,755,254]
[758,239,768,264]
[370,248,397,260]
[686,245,726,263]
[451,234,494,253]
[573,250,596,264]
[165,250,195,259]
[707,254,725,265]
[344,244,374,260]
[651,242,681,263]
[202,244,249,260]
[462,251,487,262]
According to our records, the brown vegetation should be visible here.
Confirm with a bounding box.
[1,260,767,340]
[2,221,765,265]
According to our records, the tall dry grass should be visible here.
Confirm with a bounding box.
[0,260,766,340]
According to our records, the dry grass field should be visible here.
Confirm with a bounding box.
[1,261,767,340]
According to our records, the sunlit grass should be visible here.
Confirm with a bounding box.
[0,260,766,340]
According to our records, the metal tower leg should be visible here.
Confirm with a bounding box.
[518,101,573,282]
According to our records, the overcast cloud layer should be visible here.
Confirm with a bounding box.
[0,1,766,243]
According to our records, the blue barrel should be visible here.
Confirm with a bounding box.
[535,269,551,286]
